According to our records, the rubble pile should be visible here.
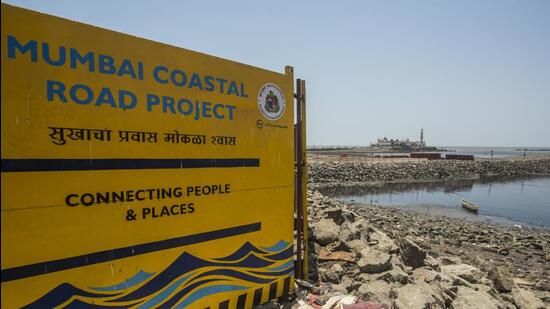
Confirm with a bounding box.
[295,190,549,309]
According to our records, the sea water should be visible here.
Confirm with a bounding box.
[332,176,550,227]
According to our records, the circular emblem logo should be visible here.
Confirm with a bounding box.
[258,83,286,121]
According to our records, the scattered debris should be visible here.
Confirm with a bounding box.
[318,249,356,263]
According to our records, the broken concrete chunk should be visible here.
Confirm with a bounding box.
[314,218,340,246]
[451,286,499,309]
[487,266,513,293]
[441,263,483,284]
[399,237,426,269]
[357,280,391,305]
[357,248,392,274]
[511,287,545,309]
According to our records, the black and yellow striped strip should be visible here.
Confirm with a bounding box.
[209,276,293,309]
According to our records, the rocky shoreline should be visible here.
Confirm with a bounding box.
[275,158,550,308]
[299,190,549,308]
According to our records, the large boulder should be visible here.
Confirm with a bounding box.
[487,266,513,293]
[441,264,483,284]
[392,283,445,309]
[341,209,357,223]
[451,286,499,309]
[346,239,369,253]
[352,218,369,232]
[400,238,426,269]
[323,207,343,224]
[511,287,545,309]
[340,221,361,242]
[357,248,392,273]
[313,218,340,246]
[357,280,391,305]
[412,267,441,284]
[369,228,398,254]
[424,255,441,272]
[377,264,410,285]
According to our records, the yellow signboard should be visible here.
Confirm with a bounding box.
[1,4,295,308]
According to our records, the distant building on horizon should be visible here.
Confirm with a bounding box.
[370,128,434,151]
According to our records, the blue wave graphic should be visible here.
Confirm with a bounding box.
[109,252,211,302]
[108,251,274,302]
[90,270,155,291]
[22,283,122,309]
[215,241,268,261]
[263,240,289,252]
[25,240,293,308]
[252,267,294,277]
[268,259,294,271]
[265,245,294,260]
[64,299,143,309]
[158,278,223,309]
[137,273,194,309]
[196,268,277,284]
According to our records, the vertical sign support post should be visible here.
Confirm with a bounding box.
[294,79,308,280]
[300,79,308,280]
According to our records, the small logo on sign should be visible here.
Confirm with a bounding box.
[258,83,285,121]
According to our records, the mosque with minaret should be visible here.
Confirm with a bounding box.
[370,128,434,151]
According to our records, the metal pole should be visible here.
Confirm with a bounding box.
[295,79,303,279]
[300,79,308,279]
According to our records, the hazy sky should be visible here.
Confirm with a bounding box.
[4,0,550,147]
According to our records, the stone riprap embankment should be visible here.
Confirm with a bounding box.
[308,158,550,186]
[305,190,549,308]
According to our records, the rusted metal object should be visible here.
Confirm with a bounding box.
[318,248,356,263]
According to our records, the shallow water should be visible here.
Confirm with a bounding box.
[332,177,550,227]
[440,146,550,158]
